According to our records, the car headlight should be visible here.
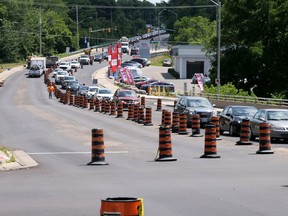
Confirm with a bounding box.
[189,110,196,115]
[233,116,242,124]
[271,126,285,131]
[212,110,218,116]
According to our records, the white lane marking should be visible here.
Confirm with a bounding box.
[27,151,128,155]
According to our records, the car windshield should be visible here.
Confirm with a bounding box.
[69,81,79,86]
[119,91,136,97]
[99,89,112,94]
[233,107,257,117]
[267,111,288,121]
[58,71,67,75]
[89,88,99,92]
[79,86,89,91]
[187,99,212,108]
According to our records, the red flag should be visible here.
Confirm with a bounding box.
[117,42,122,66]
[108,45,112,67]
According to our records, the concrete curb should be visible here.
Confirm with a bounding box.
[0,150,38,171]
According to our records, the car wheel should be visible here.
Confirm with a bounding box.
[250,130,256,141]
[220,128,224,135]
[229,125,237,136]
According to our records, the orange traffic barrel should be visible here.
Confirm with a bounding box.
[105,100,111,114]
[80,95,84,108]
[69,93,74,106]
[89,97,95,110]
[210,116,221,140]
[64,92,69,104]
[200,124,221,158]
[256,122,274,154]
[173,100,177,109]
[94,97,101,112]
[155,127,177,161]
[133,104,139,122]
[140,96,146,108]
[171,111,180,133]
[109,100,116,115]
[178,113,189,135]
[100,197,143,216]
[191,114,203,137]
[87,128,109,165]
[83,97,88,109]
[116,101,124,118]
[236,119,252,145]
[161,109,166,126]
[163,110,172,128]
[137,105,145,124]
[100,99,105,113]
[156,98,162,111]
[127,104,134,120]
[144,106,153,126]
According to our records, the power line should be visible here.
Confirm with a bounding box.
[0,0,216,10]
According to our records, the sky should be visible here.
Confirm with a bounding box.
[147,0,168,4]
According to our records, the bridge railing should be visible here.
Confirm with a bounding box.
[199,93,288,107]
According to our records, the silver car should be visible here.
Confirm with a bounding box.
[250,108,288,141]
[174,96,218,127]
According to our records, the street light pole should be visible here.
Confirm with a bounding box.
[210,0,221,96]
[76,5,79,51]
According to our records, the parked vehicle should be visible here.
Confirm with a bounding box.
[130,58,150,67]
[70,60,80,69]
[113,89,140,109]
[174,96,218,127]
[162,59,172,67]
[28,57,46,77]
[123,61,142,68]
[95,88,113,101]
[219,105,258,136]
[250,109,288,141]
[135,79,159,89]
[140,81,175,93]
[133,76,150,83]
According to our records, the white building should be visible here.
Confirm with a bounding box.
[171,45,212,79]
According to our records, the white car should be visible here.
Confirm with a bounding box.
[95,88,113,101]
[70,60,80,69]
[86,86,101,99]
[52,68,65,78]
[59,61,71,71]
[55,70,69,85]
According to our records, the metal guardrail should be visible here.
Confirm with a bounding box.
[200,93,288,107]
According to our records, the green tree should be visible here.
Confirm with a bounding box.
[172,16,216,47]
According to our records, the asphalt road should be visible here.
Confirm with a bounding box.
[1,56,288,216]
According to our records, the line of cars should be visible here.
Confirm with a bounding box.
[173,96,288,142]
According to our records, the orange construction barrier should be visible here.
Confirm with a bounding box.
[256,122,274,154]
[133,104,139,122]
[141,96,146,108]
[94,97,101,112]
[109,100,116,116]
[236,119,252,145]
[127,104,134,120]
[210,116,221,140]
[144,107,153,126]
[155,127,177,161]
[100,99,105,113]
[69,93,74,106]
[171,111,180,133]
[178,113,189,135]
[137,105,145,124]
[191,114,203,137]
[105,100,111,114]
[163,110,172,128]
[200,124,220,158]
[100,197,143,216]
[156,98,162,111]
[87,128,109,165]
[89,98,95,110]
[116,101,124,118]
